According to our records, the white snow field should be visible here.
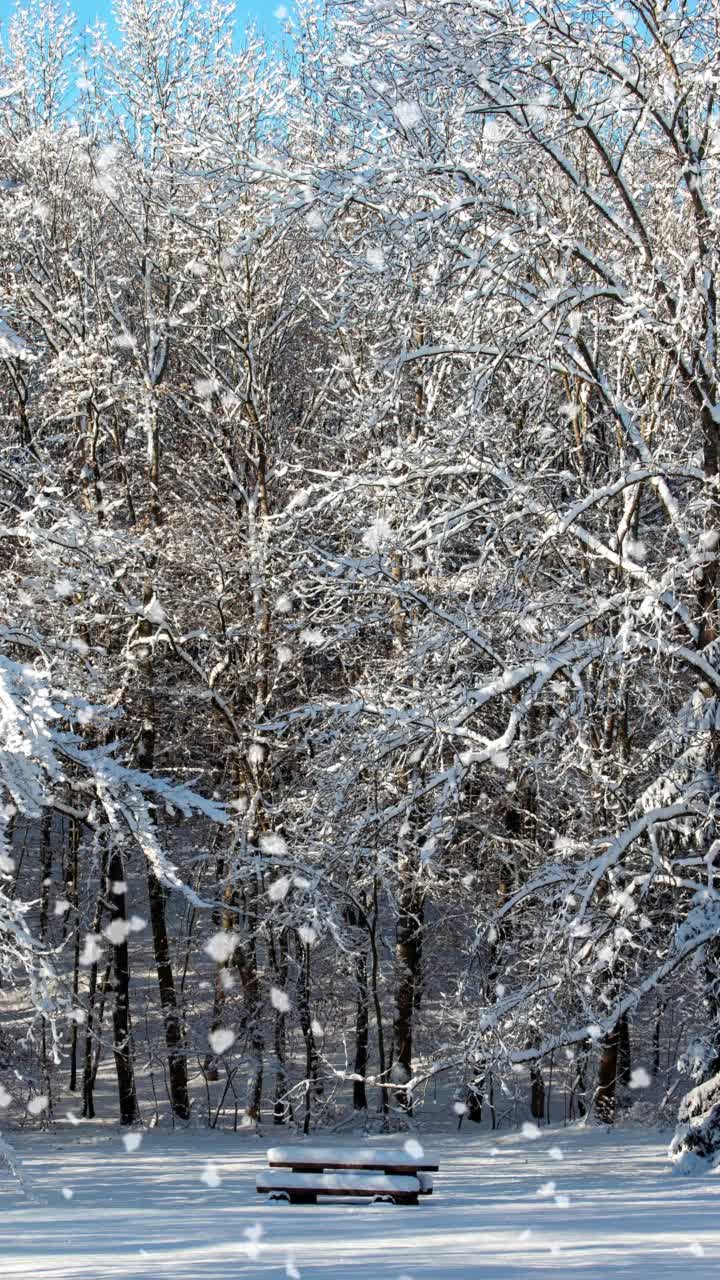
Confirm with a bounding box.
[1,1125,718,1278]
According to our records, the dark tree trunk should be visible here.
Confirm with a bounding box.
[146,866,190,1121]
[466,1063,485,1123]
[595,1023,620,1124]
[107,850,140,1126]
[653,996,665,1077]
[38,813,53,1116]
[82,959,99,1121]
[82,882,106,1119]
[530,1062,545,1121]
[39,811,52,941]
[570,1038,590,1119]
[392,854,423,1114]
[353,947,369,1113]
[135,587,190,1123]
[296,935,322,1134]
[67,819,81,1093]
[617,1011,632,1086]
[203,876,234,1083]
[233,861,264,1126]
[345,902,369,1113]
[235,929,264,1124]
[272,928,291,1125]
[370,877,389,1125]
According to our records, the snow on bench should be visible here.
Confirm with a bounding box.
[259,1145,439,1205]
[257,1169,426,1205]
[267,1145,439,1173]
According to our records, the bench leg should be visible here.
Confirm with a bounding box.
[288,1192,317,1205]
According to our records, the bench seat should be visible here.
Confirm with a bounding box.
[256,1169,426,1204]
[266,1144,439,1174]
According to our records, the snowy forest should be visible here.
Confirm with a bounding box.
[2,0,720,1182]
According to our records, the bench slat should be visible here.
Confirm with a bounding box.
[257,1170,421,1195]
[266,1145,439,1172]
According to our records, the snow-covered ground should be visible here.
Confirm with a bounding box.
[1,1124,718,1278]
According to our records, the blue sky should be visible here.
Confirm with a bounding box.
[0,0,286,38]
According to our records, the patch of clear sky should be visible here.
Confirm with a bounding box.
[0,0,285,40]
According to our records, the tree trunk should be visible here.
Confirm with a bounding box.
[370,876,389,1125]
[107,850,140,1126]
[272,928,291,1125]
[392,853,423,1114]
[530,1062,545,1121]
[595,1023,620,1124]
[82,882,106,1119]
[296,934,322,1134]
[67,819,81,1093]
[146,867,190,1121]
[134,584,190,1122]
[466,1062,485,1123]
[353,947,369,1113]
[653,995,665,1077]
[617,1011,632,1087]
[235,926,264,1124]
[570,1037,590,1119]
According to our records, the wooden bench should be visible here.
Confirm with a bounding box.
[256,1145,439,1206]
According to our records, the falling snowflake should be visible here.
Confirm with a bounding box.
[404,1138,424,1159]
[201,1160,222,1188]
[395,100,422,127]
[104,919,130,945]
[624,536,647,563]
[79,934,103,966]
[208,1028,236,1055]
[362,517,393,552]
[205,931,238,964]
[243,1223,264,1259]
[268,875,292,902]
[143,595,166,625]
[260,833,288,857]
[628,1066,651,1089]
[536,1180,556,1198]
